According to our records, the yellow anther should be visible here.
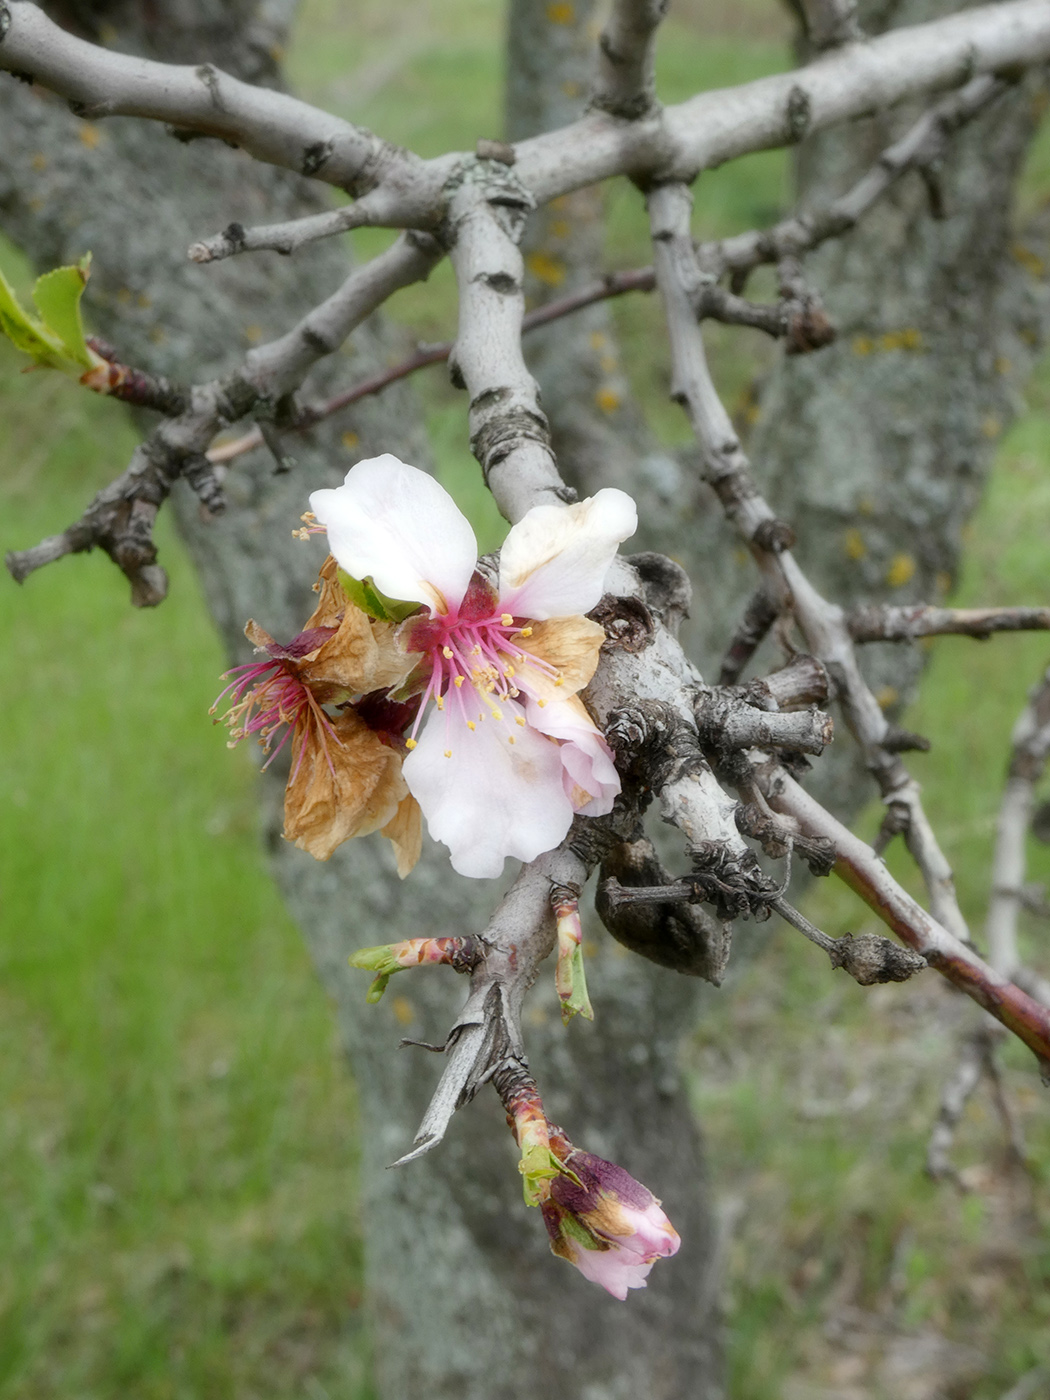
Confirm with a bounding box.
[491,708,503,721]
[436,695,445,710]
[501,613,513,626]
[443,646,454,659]
[454,675,465,688]
[554,676,564,687]
[537,699,547,708]
[405,738,417,750]
[519,626,533,637]
[444,749,452,758]
[471,645,482,655]
[510,687,520,697]
[516,716,526,727]
[508,736,516,745]
[300,511,316,523]
[505,664,515,677]
[467,721,476,731]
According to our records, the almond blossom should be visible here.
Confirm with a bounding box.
[309,455,636,879]
[540,1138,682,1300]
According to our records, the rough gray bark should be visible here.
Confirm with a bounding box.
[754,0,1050,735]
[1,4,720,1398]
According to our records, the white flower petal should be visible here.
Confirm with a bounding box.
[497,488,637,621]
[309,455,478,615]
[527,696,620,816]
[403,700,573,879]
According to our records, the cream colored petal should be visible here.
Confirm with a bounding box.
[513,615,606,698]
[497,488,636,621]
[381,794,423,879]
[284,709,407,862]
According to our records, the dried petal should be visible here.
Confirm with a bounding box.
[284,707,407,861]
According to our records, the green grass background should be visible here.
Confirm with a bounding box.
[1,1,1049,1395]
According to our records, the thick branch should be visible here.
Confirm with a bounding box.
[592,0,669,120]
[799,0,863,51]
[0,0,420,201]
[445,169,568,523]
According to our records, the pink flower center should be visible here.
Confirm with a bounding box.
[402,575,560,753]
[212,659,334,773]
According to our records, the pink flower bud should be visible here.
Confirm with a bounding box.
[541,1147,680,1299]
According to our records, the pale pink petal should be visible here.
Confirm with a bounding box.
[606,1204,682,1261]
[309,455,478,615]
[402,699,573,879]
[497,488,637,621]
[566,1239,655,1300]
[525,696,620,816]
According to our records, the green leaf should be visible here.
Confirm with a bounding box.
[32,255,94,369]
[0,268,66,366]
[0,254,97,374]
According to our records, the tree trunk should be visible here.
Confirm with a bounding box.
[1,4,722,1397]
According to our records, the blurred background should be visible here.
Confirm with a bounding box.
[2,1,1050,1395]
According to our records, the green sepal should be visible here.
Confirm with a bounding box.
[557,1209,605,1252]
[559,942,595,1025]
[0,254,95,373]
[336,567,419,624]
[365,972,394,1004]
[519,1145,584,1206]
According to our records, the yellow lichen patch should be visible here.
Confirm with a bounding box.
[27,197,44,212]
[877,328,923,352]
[843,528,866,561]
[599,353,618,374]
[857,494,876,517]
[886,553,916,588]
[30,152,47,172]
[526,250,566,287]
[561,79,581,99]
[98,22,119,44]
[390,995,415,1026]
[589,330,607,351]
[733,547,749,567]
[546,1,574,22]
[549,219,571,240]
[137,292,151,309]
[549,195,570,212]
[980,415,1002,440]
[342,429,359,450]
[1012,243,1046,278]
[244,324,264,344]
[595,385,621,414]
[995,356,1012,377]
[852,335,873,357]
[148,325,166,345]
[876,685,899,711]
[935,571,952,597]
[78,124,102,150]
[117,287,133,306]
